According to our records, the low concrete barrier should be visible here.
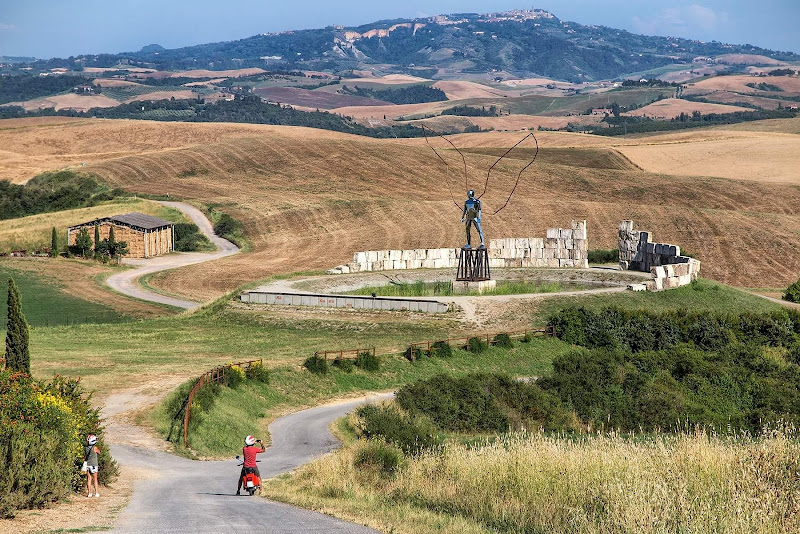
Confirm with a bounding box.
[240,291,450,313]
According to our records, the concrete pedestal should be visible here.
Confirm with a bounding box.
[453,279,497,294]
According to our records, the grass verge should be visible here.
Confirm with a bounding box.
[149,337,566,457]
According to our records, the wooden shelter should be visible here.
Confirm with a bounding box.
[68,212,174,258]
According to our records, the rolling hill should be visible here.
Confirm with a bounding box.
[3,117,797,301]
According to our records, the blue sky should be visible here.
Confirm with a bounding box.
[1,1,798,59]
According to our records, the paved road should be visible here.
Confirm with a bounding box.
[110,394,391,533]
[105,201,239,309]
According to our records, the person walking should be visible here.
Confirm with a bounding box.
[84,434,101,497]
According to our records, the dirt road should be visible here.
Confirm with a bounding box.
[105,201,239,309]
[109,394,391,533]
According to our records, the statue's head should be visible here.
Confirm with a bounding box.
[467,189,475,198]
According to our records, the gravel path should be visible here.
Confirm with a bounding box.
[109,394,391,533]
[105,201,238,309]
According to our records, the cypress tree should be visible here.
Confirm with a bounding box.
[4,278,30,373]
[94,225,100,253]
[50,226,58,257]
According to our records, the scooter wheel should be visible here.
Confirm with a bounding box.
[248,488,255,496]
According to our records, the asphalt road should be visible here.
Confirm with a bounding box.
[110,394,391,533]
[105,201,239,309]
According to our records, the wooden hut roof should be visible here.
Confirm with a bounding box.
[69,212,174,232]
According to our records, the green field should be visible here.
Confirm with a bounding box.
[0,264,126,328]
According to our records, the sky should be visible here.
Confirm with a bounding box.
[0,0,798,59]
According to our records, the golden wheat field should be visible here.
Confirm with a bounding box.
[623,98,751,119]
[2,117,799,301]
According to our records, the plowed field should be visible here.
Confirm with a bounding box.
[3,118,799,299]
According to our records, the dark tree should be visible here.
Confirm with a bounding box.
[50,227,58,257]
[75,227,92,257]
[4,278,30,373]
[94,225,100,254]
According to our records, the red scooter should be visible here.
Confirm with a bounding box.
[235,456,261,496]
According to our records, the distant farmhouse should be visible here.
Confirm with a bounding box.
[68,213,174,258]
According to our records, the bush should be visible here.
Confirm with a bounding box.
[303,355,328,374]
[356,404,440,455]
[225,365,246,388]
[404,346,423,361]
[0,372,117,518]
[355,351,380,371]
[467,337,488,354]
[588,249,618,264]
[245,361,270,383]
[788,343,800,366]
[521,332,533,343]
[429,340,452,358]
[493,333,513,349]
[333,357,355,373]
[173,222,211,252]
[784,278,800,303]
[353,440,404,477]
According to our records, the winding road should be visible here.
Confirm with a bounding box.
[110,394,391,533]
[106,201,239,309]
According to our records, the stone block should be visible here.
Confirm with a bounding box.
[428,249,440,260]
[678,274,692,286]
[415,248,427,259]
[619,220,634,232]
[627,283,647,291]
[409,260,423,269]
[546,228,560,239]
[573,227,587,240]
[646,242,656,254]
[515,238,529,249]
[382,260,392,270]
[578,259,589,269]
[573,238,586,250]
[432,258,448,269]
[355,251,368,264]
[560,228,573,239]
[489,258,504,268]
[393,260,406,270]
[665,265,675,277]
[545,238,559,249]
[654,277,664,291]
[340,265,350,274]
[401,250,413,261]
[367,251,378,262]
[547,258,560,268]
[564,239,574,250]
[645,280,657,291]
[674,263,689,277]
[530,238,544,250]
[422,259,436,269]
[532,247,543,259]
[652,266,666,279]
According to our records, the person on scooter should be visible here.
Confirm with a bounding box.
[237,435,265,495]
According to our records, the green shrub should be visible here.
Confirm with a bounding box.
[225,365,246,388]
[0,371,117,518]
[333,357,355,373]
[303,355,328,374]
[356,404,441,455]
[467,337,488,354]
[173,222,211,252]
[788,343,800,366]
[493,333,513,349]
[245,361,270,383]
[397,374,509,433]
[404,346,423,361]
[784,279,800,303]
[354,440,404,476]
[521,332,533,343]
[429,340,453,358]
[355,351,380,371]
[587,249,618,264]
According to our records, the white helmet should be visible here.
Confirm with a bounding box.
[244,435,256,446]
[87,434,98,445]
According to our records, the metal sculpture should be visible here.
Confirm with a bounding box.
[421,125,539,282]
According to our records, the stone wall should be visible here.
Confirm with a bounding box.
[327,220,588,274]
[67,223,173,258]
[618,220,700,291]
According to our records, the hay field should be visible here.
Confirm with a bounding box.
[6,93,120,111]
[432,81,518,100]
[616,133,800,183]
[624,98,751,118]
[169,68,266,78]
[714,54,784,65]
[124,90,196,102]
[331,101,452,119]
[687,74,800,94]
[341,74,432,85]
[5,118,799,299]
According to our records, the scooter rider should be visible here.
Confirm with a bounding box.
[237,435,265,496]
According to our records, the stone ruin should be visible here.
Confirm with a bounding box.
[618,220,701,291]
[327,220,589,274]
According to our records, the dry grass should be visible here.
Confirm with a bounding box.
[7,93,120,111]
[332,101,453,119]
[616,135,800,183]
[714,54,785,66]
[168,67,266,78]
[0,198,177,252]
[624,98,751,118]
[341,74,432,85]
[124,90,196,103]
[433,80,518,100]
[264,429,800,534]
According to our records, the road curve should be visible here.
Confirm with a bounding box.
[110,394,391,533]
[105,201,239,309]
